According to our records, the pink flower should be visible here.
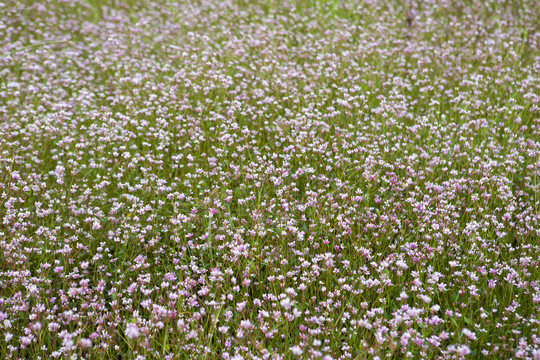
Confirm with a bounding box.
[78,338,92,349]
[456,345,471,355]
[125,324,140,339]
[290,345,303,356]
[280,297,293,310]
[462,328,477,341]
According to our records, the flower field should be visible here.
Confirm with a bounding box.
[1,0,540,359]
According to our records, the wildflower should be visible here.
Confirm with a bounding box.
[79,338,92,349]
[177,318,187,331]
[290,345,303,356]
[280,297,293,310]
[462,328,477,341]
[125,324,140,339]
[456,345,471,355]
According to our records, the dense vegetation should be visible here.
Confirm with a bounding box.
[1,0,540,359]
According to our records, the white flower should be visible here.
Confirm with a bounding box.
[78,338,92,349]
[280,297,293,310]
[125,323,140,339]
[290,345,303,356]
[177,318,187,331]
[456,345,471,355]
[462,328,476,341]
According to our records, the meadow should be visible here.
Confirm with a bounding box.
[1,0,540,359]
